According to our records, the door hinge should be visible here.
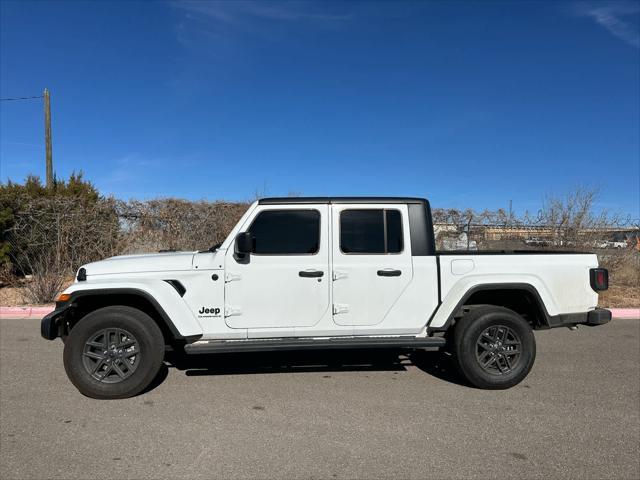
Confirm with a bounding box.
[225,272,242,283]
[332,270,348,281]
[333,303,349,315]
[224,306,242,317]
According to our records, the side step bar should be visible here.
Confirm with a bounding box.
[184,336,446,354]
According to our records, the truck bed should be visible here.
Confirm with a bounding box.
[428,252,600,329]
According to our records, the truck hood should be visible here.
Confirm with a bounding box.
[81,251,197,277]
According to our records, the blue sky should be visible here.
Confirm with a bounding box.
[1,0,638,216]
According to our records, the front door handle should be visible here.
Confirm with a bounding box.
[299,270,324,278]
[377,269,401,277]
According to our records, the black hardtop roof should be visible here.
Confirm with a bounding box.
[259,197,429,205]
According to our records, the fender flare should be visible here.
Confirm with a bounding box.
[428,282,553,332]
[56,288,202,342]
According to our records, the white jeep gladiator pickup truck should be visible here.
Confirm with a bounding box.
[41,197,611,399]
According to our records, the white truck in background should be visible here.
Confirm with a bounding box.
[41,197,611,399]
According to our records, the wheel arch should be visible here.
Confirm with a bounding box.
[60,288,202,346]
[431,283,553,332]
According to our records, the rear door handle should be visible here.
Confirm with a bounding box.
[377,269,401,277]
[299,270,324,278]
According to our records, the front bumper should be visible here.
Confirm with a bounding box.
[40,303,72,340]
[548,307,612,329]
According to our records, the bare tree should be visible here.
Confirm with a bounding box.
[6,196,122,302]
[117,199,249,253]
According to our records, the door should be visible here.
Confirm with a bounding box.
[224,205,330,330]
[331,204,413,326]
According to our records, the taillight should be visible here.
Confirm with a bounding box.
[590,268,609,292]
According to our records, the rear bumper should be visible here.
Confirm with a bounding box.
[585,308,612,326]
[548,308,612,329]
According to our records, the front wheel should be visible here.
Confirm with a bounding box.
[63,306,165,399]
[453,306,536,389]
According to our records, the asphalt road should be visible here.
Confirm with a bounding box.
[1,317,639,480]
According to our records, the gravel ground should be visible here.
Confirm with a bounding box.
[1,317,638,480]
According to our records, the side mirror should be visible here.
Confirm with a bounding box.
[234,232,254,257]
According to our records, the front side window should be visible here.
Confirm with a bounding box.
[248,210,320,254]
[340,209,403,254]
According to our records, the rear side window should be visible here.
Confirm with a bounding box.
[248,210,320,254]
[340,209,403,254]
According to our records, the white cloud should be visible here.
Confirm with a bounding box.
[100,154,157,189]
[169,1,353,64]
[576,1,640,48]
[172,0,351,26]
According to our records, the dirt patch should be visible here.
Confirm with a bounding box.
[0,286,26,306]
[599,284,640,309]
[0,278,74,307]
[599,252,639,308]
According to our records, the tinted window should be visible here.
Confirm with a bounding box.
[340,210,384,253]
[249,210,320,254]
[340,209,403,254]
[385,210,403,253]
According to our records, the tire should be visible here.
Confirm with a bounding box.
[63,306,165,399]
[453,306,536,389]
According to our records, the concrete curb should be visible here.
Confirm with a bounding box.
[609,308,640,319]
[0,305,54,318]
[1,305,638,320]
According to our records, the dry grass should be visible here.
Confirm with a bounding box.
[0,278,74,306]
[0,285,26,306]
[599,256,639,308]
[599,285,640,308]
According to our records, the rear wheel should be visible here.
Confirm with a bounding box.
[453,306,536,389]
[63,306,165,399]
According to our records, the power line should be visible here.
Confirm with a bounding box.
[0,95,44,102]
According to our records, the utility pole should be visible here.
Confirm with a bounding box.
[43,88,53,188]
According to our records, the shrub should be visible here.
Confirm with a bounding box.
[117,199,249,253]
[1,174,120,302]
